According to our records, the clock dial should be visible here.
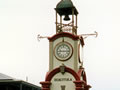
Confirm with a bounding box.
[57,44,70,58]
[54,42,73,61]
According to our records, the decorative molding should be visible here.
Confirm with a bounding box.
[48,32,80,42]
[45,66,80,81]
[77,68,87,83]
[40,67,91,90]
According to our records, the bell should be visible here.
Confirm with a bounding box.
[64,15,70,21]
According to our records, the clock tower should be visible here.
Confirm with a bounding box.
[40,0,92,90]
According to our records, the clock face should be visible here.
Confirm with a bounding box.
[54,42,73,61]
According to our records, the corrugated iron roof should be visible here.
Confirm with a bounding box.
[0,73,17,80]
[0,73,41,89]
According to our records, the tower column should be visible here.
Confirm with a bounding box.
[40,0,92,90]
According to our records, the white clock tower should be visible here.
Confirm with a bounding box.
[40,0,92,90]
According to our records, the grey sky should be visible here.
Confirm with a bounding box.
[0,0,120,90]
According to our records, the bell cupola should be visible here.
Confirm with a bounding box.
[55,0,78,34]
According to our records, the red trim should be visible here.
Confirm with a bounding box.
[45,66,80,81]
[77,68,87,83]
[40,81,51,88]
[40,67,91,90]
[74,81,86,87]
[85,85,91,90]
[48,32,80,42]
[40,81,51,90]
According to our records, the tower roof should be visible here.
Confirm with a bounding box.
[57,0,73,9]
[55,0,78,15]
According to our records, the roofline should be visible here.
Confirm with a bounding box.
[0,80,40,89]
